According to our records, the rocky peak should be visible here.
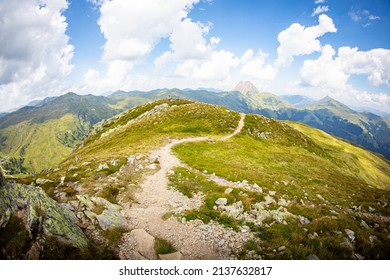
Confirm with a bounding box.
[234,81,259,95]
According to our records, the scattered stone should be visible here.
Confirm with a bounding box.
[68,165,77,171]
[277,198,289,207]
[308,232,318,240]
[307,254,319,260]
[345,229,355,242]
[159,251,183,260]
[110,159,118,166]
[360,220,370,229]
[340,238,354,250]
[278,245,286,252]
[203,170,208,174]
[36,178,53,185]
[60,176,66,185]
[369,235,378,245]
[252,183,262,193]
[215,198,228,206]
[298,216,311,225]
[146,163,157,170]
[81,162,91,166]
[368,206,375,212]
[96,163,109,171]
[269,191,276,196]
[224,188,233,194]
[354,253,364,260]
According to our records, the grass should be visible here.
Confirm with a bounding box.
[154,237,177,256]
[171,113,390,259]
[0,114,89,174]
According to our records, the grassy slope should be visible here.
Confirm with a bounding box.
[0,114,89,173]
[172,113,390,259]
[59,99,240,175]
[26,99,389,259]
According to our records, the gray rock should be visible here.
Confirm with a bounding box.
[278,245,286,252]
[224,188,233,194]
[277,198,289,206]
[130,229,157,260]
[307,254,319,260]
[215,198,228,206]
[360,220,370,229]
[0,183,89,248]
[159,251,182,260]
[368,206,375,212]
[96,163,109,171]
[354,253,364,260]
[36,178,54,185]
[345,229,355,241]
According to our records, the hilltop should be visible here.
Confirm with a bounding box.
[1,99,389,260]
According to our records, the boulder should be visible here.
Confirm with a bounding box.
[0,183,89,250]
[130,229,157,260]
[215,198,228,206]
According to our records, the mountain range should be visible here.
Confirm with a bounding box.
[0,81,389,175]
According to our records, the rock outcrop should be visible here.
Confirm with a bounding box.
[0,181,89,259]
[0,166,5,188]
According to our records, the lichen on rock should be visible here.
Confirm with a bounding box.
[0,183,89,252]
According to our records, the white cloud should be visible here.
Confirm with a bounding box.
[348,8,380,26]
[300,45,390,88]
[338,47,390,86]
[314,0,326,4]
[298,45,390,112]
[311,5,329,17]
[84,0,201,93]
[0,0,73,111]
[238,50,277,81]
[275,14,337,67]
[300,45,348,89]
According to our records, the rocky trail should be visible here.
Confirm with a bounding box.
[118,113,246,260]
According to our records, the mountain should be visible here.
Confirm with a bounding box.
[0,93,119,174]
[234,81,290,110]
[280,94,314,108]
[105,86,390,160]
[26,96,58,108]
[1,83,389,175]
[2,99,389,259]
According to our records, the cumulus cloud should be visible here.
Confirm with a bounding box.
[275,14,337,67]
[238,50,277,81]
[300,45,348,89]
[83,0,201,92]
[300,45,390,88]
[311,5,329,17]
[298,45,390,111]
[314,0,327,4]
[0,0,73,111]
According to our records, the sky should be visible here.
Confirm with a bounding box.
[0,0,389,113]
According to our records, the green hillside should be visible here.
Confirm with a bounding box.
[14,99,387,260]
[0,93,119,174]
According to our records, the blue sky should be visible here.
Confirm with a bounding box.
[0,0,389,112]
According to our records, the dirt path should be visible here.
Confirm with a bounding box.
[120,113,246,260]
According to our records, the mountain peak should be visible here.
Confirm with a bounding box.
[234,81,259,94]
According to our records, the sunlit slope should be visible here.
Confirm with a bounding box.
[0,114,88,173]
[61,99,240,169]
